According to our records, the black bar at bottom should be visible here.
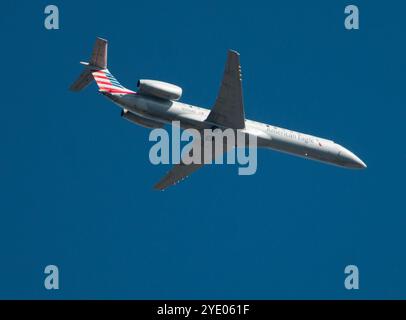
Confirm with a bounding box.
[0,300,403,318]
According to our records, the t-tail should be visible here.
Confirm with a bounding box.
[70,37,135,95]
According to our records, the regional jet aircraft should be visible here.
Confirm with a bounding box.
[70,38,366,190]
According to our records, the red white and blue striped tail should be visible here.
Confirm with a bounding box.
[92,69,135,95]
[69,37,136,95]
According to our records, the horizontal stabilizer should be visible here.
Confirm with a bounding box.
[69,69,93,91]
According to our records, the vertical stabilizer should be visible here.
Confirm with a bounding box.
[70,37,108,92]
[90,37,108,69]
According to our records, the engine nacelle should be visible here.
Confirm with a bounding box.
[137,79,182,101]
[121,109,164,129]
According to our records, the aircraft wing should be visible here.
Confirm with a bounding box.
[154,162,204,191]
[206,50,246,129]
[154,134,233,190]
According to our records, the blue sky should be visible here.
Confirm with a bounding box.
[0,0,405,299]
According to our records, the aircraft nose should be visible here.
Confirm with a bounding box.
[338,146,367,169]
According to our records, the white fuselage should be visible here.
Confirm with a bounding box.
[105,92,366,169]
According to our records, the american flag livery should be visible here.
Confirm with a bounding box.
[92,69,135,95]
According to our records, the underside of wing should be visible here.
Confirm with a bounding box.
[154,162,204,191]
[206,50,245,129]
[154,133,233,190]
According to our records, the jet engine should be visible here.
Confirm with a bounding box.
[137,79,182,101]
[121,109,164,129]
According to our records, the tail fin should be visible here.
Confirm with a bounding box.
[89,37,108,69]
[70,37,107,92]
[70,37,134,95]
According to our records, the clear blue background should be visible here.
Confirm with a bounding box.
[0,0,405,299]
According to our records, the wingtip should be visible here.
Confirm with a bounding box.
[153,185,165,191]
[228,49,240,56]
[96,36,108,43]
[153,180,169,191]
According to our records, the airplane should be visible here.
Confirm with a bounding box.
[70,37,366,190]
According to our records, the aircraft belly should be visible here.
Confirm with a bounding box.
[263,135,337,165]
